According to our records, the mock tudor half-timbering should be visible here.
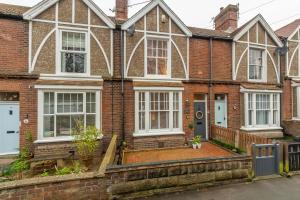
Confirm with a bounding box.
[231,14,283,137]
[276,19,300,136]
[120,0,192,145]
[22,0,115,143]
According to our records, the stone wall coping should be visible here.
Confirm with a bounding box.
[0,171,104,191]
[106,155,252,173]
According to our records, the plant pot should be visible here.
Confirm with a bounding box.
[192,144,197,149]
[197,144,202,149]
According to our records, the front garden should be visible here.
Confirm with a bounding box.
[0,121,104,183]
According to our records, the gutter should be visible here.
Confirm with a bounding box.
[120,29,125,144]
[192,34,233,41]
[0,14,24,21]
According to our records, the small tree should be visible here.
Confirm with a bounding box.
[72,120,103,168]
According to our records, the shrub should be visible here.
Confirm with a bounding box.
[72,121,103,161]
[55,166,73,176]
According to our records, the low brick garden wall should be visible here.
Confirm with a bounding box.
[106,155,252,199]
[0,173,108,200]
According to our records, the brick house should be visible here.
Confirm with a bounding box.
[0,0,285,156]
[276,19,300,137]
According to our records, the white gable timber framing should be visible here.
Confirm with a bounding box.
[233,14,283,47]
[121,0,192,37]
[23,0,115,29]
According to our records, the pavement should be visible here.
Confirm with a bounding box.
[141,176,300,200]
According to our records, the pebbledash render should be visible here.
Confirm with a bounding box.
[0,0,288,156]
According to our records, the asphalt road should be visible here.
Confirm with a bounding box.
[141,176,300,200]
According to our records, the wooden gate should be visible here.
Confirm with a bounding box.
[252,144,280,177]
[286,143,300,171]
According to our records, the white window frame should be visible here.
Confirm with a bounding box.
[134,90,183,137]
[57,29,90,76]
[145,36,171,79]
[248,47,267,82]
[37,89,101,142]
[243,92,281,130]
[295,87,300,120]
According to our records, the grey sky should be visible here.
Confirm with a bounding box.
[0,0,299,30]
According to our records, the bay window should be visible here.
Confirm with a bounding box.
[135,90,182,135]
[146,39,169,76]
[41,91,100,139]
[245,93,280,128]
[60,31,87,74]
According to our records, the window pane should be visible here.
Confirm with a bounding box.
[71,115,84,134]
[56,115,71,136]
[57,93,64,113]
[74,53,86,73]
[63,94,71,113]
[43,116,54,138]
[173,111,179,129]
[86,114,96,127]
[71,94,78,112]
[158,58,167,75]
[160,111,169,129]
[147,58,156,74]
[150,112,159,129]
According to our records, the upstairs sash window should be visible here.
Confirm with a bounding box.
[61,31,87,74]
[147,39,168,76]
[249,48,264,81]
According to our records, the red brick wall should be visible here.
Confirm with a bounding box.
[0,79,37,148]
[0,18,28,74]
[189,38,232,81]
[282,79,292,120]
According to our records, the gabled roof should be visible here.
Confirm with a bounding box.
[121,0,192,37]
[231,14,283,47]
[276,19,300,39]
[0,3,30,18]
[23,0,115,28]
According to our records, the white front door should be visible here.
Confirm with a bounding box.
[215,94,227,128]
[0,103,20,155]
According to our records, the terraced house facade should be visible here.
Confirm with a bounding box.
[0,0,289,157]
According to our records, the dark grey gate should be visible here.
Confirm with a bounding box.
[252,144,280,177]
[287,143,300,171]
[194,102,206,140]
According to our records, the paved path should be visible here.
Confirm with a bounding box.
[142,176,300,200]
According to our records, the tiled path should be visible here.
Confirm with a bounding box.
[123,142,234,164]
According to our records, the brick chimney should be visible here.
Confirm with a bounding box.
[116,0,128,20]
[214,4,239,32]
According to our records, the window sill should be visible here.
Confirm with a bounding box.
[133,131,185,137]
[241,126,283,131]
[35,135,104,144]
[34,137,75,144]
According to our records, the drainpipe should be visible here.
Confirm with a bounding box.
[120,30,125,144]
[208,37,213,140]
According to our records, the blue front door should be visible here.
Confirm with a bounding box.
[0,103,20,155]
[215,99,227,127]
[194,102,207,140]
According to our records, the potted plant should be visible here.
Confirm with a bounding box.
[73,121,103,169]
[192,136,202,149]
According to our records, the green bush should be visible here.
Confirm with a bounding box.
[72,121,103,161]
[55,166,73,176]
